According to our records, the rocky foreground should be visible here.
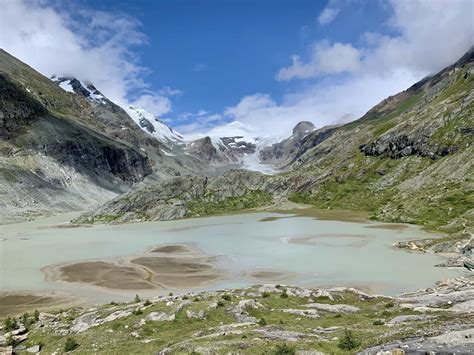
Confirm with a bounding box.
[1,278,473,354]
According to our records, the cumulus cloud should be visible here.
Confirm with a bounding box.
[279,0,473,81]
[197,0,473,138]
[0,0,175,117]
[277,42,362,80]
[318,0,340,25]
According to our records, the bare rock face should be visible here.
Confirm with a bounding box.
[259,122,338,168]
[186,137,220,162]
[185,136,256,164]
[359,133,457,160]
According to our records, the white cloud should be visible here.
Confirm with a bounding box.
[0,0,176,117]
[158,87,182,96]
[277,42,362,80]
[198,0,473,138]
[279,0,473,81]
[318,0,341,26]
[129,94,172,117]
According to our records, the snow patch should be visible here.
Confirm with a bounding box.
[125,106,183,144]
[58,80,74,93]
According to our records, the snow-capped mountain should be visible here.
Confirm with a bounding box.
[124,106,183,144]
[52,76,182,146]
[51,75,108,103]
[184,121,281,173]
[50,76,278,173]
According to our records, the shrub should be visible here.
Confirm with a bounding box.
[5,335,17,347]
[385,301,394,308]
[274,343,296,355]
[217,301,225,307]
[262,291,270,298]
[144,299,152,306]
[134,294,141,303]
[338,329,360,350]
[133,309,143,315]
[275,284,282,289]
[168,292,174,296]
[64,337,79,352]
[280,291,288,298]
[3,317,18,332]
[373,319,385,326]
[34,309,40,321]
[258,317,267,326]
[222,294,232,301]
[21,312,29,324]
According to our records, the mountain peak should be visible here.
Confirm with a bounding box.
[51,75,107,103]
[292,121,315,136]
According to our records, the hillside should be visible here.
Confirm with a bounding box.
[0,50,226,223]
[1,279,473,354]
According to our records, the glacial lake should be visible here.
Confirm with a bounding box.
[0,211,464,304]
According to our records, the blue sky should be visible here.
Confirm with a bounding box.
[1,0,473,137]
[78,0,387,115]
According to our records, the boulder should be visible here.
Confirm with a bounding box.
[186,309,206,320]
[146,312,175,322]
[26,345,41,353]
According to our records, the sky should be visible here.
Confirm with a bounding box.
[0,0,473,139]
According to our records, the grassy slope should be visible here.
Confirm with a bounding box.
[287,65,473,235]
[14,287,471,354]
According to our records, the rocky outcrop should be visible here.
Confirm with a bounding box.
[360,133,457,159]
[185,136,257,164]
[76,169,287,223]
[3,280,473,353]
[259,122,338,168]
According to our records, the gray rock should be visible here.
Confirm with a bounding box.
[280,309,319,318]
[387,314,436,325]
[304,303,360,313]
[101,310,132,323]
[26,345,41,353]
[186,309,206,320]
[430,328,474,346]
[254,327,314,341]
[146,312,175,322]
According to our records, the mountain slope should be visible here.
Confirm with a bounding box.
[0,49,158,222]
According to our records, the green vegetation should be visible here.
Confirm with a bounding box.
[7,285,470,354]
[3,316,18,331]
[274,343,296,355]
[338,329,361,350]
[186,190,273,217]
[64,337,79,352]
